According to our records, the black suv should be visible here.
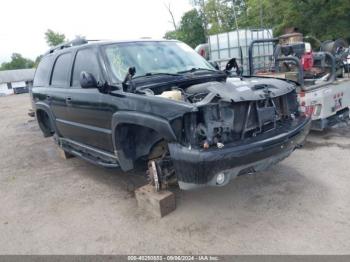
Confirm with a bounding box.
[32,38,311,190]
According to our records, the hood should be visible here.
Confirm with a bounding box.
[186,77,296,102]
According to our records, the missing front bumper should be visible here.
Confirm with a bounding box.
[169,117,311,190]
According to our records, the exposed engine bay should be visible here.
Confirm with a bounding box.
[142,76,306,191]
[143,77,300,149]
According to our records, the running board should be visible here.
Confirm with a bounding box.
[56,137,120,168]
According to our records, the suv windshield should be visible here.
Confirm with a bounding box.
[103,41,215,82]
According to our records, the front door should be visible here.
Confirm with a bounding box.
[63,47,114,153]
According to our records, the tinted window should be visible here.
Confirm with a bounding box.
[51,53,72,86]
[33,57,53,87]
[72,49,101,87]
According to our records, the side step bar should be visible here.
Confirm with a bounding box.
[55,137,120,168]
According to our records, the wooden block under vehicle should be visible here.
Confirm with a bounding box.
[57,147,75,160]
[135,184,176,218]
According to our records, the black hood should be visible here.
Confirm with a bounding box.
[187,77,296,102]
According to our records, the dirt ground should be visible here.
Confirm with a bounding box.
[1,93,350,255]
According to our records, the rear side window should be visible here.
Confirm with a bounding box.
[51,53,72,86]
[72,49,101,87]
[33,57,53,87]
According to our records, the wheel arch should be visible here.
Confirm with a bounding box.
[112,111,177,171]
[35,102,59,137]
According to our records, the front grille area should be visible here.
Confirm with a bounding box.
[190,90,299,147]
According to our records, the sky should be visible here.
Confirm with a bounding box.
[0,0,193,63]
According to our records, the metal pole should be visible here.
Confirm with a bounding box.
[232,0,241,48]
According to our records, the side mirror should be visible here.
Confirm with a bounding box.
[225,58,242,76]
[80,71,97,88]
[209,61,220,70]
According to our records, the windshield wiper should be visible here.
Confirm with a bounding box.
[133,72,181,79]
[177,68,219,74]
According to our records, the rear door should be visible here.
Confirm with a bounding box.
[62,47,114,152]
[48,52,73,137]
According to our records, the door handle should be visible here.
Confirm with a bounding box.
[65,97,72,105]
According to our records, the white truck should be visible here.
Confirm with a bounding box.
[298,77,350,130]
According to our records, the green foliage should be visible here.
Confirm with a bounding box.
[203,0,235,35]
[169,0,350,48]
[0,53,35,70]
[164,30,179,40]
[178,9,207,47]
[241,0,350,42]
[164,9,206,48]
[45,29,66,47]
[295,0,350,42]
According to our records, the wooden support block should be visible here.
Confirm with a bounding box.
[57,147,75,160]
[135,184,176,218]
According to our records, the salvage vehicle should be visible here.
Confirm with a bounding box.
[249,33,350,131]
[32,38,310,190]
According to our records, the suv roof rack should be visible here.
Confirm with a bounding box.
[44,37,93,55]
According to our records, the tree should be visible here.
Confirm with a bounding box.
[164,3,177,31]
[191,0,209,37]
[0,53,35,70]
[164,9,206,48]
[45,29,66,47]
[203,0,236,35]
[194,0,350,43]
[165,1,246,47]
[240,0,350,42]
[191,0,247,36]
[178,9,207,47]
[164,30,178,40]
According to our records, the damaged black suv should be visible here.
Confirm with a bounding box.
[32,38,311,190]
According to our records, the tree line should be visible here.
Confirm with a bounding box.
[165,0,350,48]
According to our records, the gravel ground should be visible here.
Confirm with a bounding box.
[0,94,350,255]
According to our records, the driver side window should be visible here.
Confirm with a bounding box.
[72,48,101,87]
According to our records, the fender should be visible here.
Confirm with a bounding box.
[35,102,61,137]
[112,111,177,142]
[112,111,178,171]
